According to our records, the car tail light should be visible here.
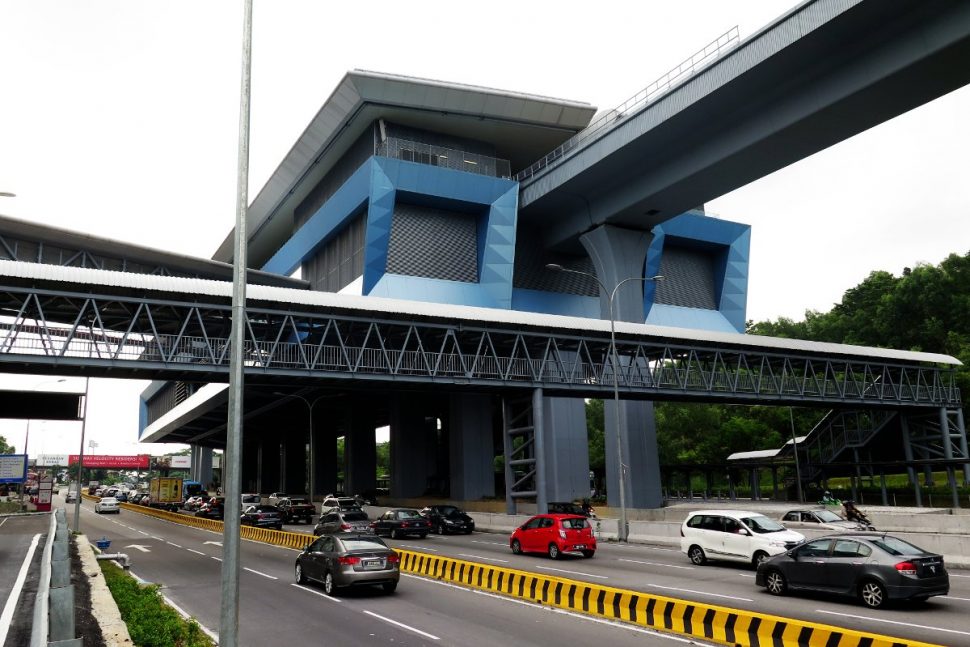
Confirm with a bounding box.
[401,522,410,528]
[340,523,351,531]
[338,556,361,565]
[387,553,400,564]
[895,561,917,575]
[257,513,265,520]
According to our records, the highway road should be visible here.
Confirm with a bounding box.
[63,498,716,647]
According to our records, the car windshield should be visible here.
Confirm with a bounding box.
[101,498,117,503]
[871,536,930,556]
[341,537,388,551]
[816,510,843,522]
[445,509,466,519]
[397,510,422,519]
[289,498,309,505]
[437,506,459,515]
[741,515,786,533]
[343,511,369,521]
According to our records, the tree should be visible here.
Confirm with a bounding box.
[0,435,14,454]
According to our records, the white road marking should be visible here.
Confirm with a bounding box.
[646,584,752,602]
[402,574,710,644]
[0,518,7,528]
[137,530,149,535]
[204,541,222,546]
[187,549,205,556]
[619,558,693,570]
[151,536,163,541]
[362,609,440,640]
[943,596,970,602]
[125,545,151,553]
[816,610,970,637]
[536,566,609,580]
[290,583,342,603]
[211,556,222,562]
[166,542,182,548]
[157,586,219,643]
[472,540,507,547]
[400,544,438,552]
[949,573,970,578]
[458,553,509,563]
[0,533,40,647]
[244,567,278,580]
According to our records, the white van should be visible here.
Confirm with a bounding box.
[680,509,805,567]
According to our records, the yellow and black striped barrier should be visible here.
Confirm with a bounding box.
[103,500,938,647]
[396,550,942,647]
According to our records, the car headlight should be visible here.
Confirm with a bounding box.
[768,540,787,548]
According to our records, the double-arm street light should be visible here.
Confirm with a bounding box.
[546,264,663,542]
[275,392,329,508]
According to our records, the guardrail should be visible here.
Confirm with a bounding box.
[108,501,937,646]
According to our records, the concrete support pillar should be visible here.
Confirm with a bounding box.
[533,388,548,513]
[448,393,496,501]
[189,445,214,489]
[390,395,435,498]
[581,224,663,509]
[258,437,282,494]
[901,416,922,507]
[242,440,259,493]
[283,432,306,495]
[312,425,337,498]
[345,404,376,496]
[539,397,590,503]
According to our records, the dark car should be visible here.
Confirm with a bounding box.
[315,508,372,535]
[277,497,315,524]
[241,504,283,530]
[371,508,431,539]
[295,532,399,595]
[548,501,594,517]
[195,496,226,520]
[756,533,949,609]
[420,504,475,535]
[510,514,596,559]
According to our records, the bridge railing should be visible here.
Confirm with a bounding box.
[377,137,512,179]
[515,26,740,183]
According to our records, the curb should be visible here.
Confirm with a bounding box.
[76,534,133,646]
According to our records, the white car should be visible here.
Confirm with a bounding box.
[95,497,121,514]
[680,509,804,567]
[780,508,866,531]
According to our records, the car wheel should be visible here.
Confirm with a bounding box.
[582,550,595,559]
[511,539,522,555]
[752,551,769,568]
[548,543,561,560]
[382,581,398,594]
[391,529,399,539]
[418,533,427,539]
[436,523,444,535]
[295,563,306,584]
[765,569,787,596]
[860,580,887,609]
[688,545,707,565]
[324,571,336,596]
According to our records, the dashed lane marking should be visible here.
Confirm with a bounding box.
[290,583,342,603]
[536,566,608,580]
[187,549,205,556]
[645,583,753,602]
[166,542,182,548]
[618,558,694,570]
[457,553,509,563]
[816,609,970,637]
[243,567,278,580]
[362,609,440,641]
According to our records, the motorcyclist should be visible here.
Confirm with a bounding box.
[581,498,596,518]
[843,499,874,529]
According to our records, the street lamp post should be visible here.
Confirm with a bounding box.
[545,264,662,542]
[73,376,90,533]
[275,392,328,508]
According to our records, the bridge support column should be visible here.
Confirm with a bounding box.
[312,426,337,499]
[448,393,495,501]
[940,408,961,509]
[581,224,663,510]
[190,445,213,490]
[539,397,590,504]
[283,433,306,495]
[258,438,282,494]
[242,439,259,493]
[390,396,435,498]
[901,416,922,508]
[344,404,376,497]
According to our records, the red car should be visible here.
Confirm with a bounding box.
[510,513,596,559]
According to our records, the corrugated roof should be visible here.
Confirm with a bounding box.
[0,260,959,367]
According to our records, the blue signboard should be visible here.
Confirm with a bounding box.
[0,454,28,483]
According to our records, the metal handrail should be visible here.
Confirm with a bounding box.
[515,26,740,183]
[377,137,512,179]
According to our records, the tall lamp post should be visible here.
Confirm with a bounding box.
[73,377,90,533]
[546,264,662,542]
[274,392,328,508]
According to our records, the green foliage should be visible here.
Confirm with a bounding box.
[586,399,605,470]
[0,435,14,454]
[99,560,214,647]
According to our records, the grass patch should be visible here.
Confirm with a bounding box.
[98,560,215,647]
[0,500,22,514]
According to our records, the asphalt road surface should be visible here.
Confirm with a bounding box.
[64,498,717,647]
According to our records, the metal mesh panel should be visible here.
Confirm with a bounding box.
[512,229,597,296]
[304,212,366,293]
[654,246,717,309]
[386,204,477,282]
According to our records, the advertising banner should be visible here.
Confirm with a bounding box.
[0,454,28,483]
[169,455,191,469]
[68,454,150,469]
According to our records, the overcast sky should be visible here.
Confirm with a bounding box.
[1,1,967,457]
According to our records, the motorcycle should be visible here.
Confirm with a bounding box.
[843,500,876,530]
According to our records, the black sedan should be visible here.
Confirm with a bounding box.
[295,533,399,595]
[241,504,283,530]
[371,508,431,539]
[420,504,475,535]
[756,533,949,608]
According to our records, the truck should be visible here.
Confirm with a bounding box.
[149,477,183,511]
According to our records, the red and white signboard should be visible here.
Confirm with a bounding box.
[68,454,150,469]
[170,455,191,469]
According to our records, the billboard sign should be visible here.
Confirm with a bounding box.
[35,454,69,467]
[169,455,191,469]
[0,454,28,483]
[68,454,150,469]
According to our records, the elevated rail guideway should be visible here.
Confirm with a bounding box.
[0,261,959,409]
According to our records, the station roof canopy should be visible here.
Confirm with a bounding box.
[212,69,598,268]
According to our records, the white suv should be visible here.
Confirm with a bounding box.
[680,510,804,567]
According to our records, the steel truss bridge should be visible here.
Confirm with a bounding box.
[0,265,960,410]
